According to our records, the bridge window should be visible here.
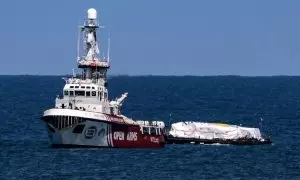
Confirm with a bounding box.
[81,86,85,89]
[75,86,79,88]
[64,91,69,96]
[86,86,91,89]
[86,91,90,97]
[70,91,74,96]
[70,86,74,88]
[75,91,85,96]
[92,91,96,96]
[92,87,95,89]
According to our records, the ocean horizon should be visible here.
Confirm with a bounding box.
[0,75,299,179]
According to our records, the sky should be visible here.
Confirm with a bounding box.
[1,0,300,76]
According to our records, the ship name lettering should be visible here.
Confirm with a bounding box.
[150,137,159,144]
[113,131,125,140]
[126,132,137,141]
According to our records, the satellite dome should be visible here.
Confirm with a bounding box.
[87,8,97,19]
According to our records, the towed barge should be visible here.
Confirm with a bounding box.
[164,121,272,145]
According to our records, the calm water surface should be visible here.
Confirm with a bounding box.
[0,76,299,179]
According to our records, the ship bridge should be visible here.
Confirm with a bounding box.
[77,59,110,68]
[62,83,108,102]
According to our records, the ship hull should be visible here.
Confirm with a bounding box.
[42,109,165,148]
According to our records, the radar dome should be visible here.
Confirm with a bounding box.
[87,8,97,19]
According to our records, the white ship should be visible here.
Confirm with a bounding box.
[41,8,165,148]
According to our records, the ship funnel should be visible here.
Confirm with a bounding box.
[87,8,97,20]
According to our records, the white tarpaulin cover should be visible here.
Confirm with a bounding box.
[169,121,262,140]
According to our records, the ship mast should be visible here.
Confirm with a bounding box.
[77,8,110,82]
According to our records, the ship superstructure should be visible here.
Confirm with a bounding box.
[55,8,117,115]
[41,8,165,148]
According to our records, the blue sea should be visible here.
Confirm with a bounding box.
[0,75,299,179]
